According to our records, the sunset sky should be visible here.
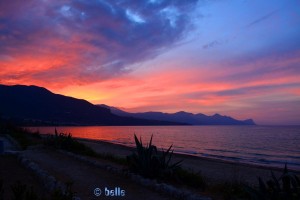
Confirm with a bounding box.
[1,0,300,125]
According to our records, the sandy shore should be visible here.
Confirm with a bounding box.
[77,137,300,186]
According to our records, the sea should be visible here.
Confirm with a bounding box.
[28,125,300,171]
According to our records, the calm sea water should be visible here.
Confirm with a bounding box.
[29,126,300,171]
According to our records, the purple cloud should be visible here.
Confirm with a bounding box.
[0,0,198,84]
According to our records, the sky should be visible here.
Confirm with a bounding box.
[0,0,300,125]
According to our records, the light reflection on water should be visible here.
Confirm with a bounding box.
[29,125,300,171]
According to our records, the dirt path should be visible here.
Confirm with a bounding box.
[22,148,171,200]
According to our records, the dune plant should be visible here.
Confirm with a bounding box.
[127,134,182,179]
[44,129,96,156]
[4,125,33,149]
[246,164,300,200]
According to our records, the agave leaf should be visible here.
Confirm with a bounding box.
[166,151,172,166]
[247,164,300,200]
[139,136,143,147]
[170,159,183,169]
[290,175,298,190]
[284,163,288,174]
[271,171,280,190]
[166,149,174,166]
[152,145,157,153]
[149,134,153,148]
[162,144,173,166]
[134,134,143,155]
[166,144,173,154]
[134,134,140,147]
[282,174,291,192]
[127,134,184,179]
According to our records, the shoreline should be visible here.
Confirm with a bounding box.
[29,125,300,173]
[76,137,300,174]
[76,137,300,185]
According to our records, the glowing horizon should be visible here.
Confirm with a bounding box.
[1,0,300,125]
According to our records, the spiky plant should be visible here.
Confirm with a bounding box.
[246,164,300,200]
[127,134,182,179]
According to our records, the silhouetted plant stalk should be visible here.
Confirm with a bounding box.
[44,129,96,157]
[246,164,300,200]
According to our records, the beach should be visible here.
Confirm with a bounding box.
[2,131,300,199]
[78,138,300,186]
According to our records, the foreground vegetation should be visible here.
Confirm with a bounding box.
[1,119,299,200]
[0,121,40,150]
[127,134,206,189]
[44,128,97,157]
[246,164,300,200]
[127,134,182,178]
[0,179,75,200]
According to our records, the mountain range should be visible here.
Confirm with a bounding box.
[99,105,256,125]
[0,84,255,126]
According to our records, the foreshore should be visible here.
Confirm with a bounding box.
[2,128,300,199]
[77,137,300,186]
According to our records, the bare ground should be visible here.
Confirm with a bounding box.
[0,154,49,199]
[22,148,172,200]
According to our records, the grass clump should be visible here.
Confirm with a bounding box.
[45,129,127,165]
[0,122,40,150]
[44,129,97,157]
[246,164,300,200]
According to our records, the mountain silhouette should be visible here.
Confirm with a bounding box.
[0,84,185,126]
[99,105,256,125]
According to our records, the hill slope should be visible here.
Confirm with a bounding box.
[0,84,184,126]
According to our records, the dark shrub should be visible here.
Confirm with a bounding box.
[127,134,182,179]
[246,164,300,200]
[44,129,96,157]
